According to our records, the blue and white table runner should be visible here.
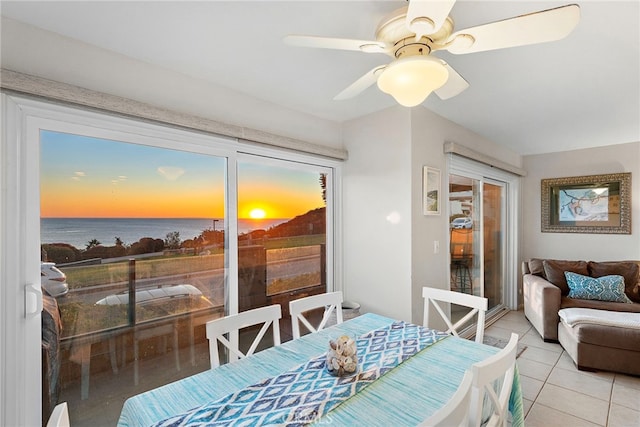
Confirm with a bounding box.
[152,321,449,426]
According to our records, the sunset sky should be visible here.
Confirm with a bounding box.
[40,130,324,219]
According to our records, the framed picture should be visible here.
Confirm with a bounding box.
[423,166,441,215]
[541,172,631,234]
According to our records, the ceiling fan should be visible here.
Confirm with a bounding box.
[284,0,580,107]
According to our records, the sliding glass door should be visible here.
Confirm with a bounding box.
[1,96,340,426]
[448,156,517,326]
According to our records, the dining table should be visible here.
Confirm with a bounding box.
[118,312,524,426]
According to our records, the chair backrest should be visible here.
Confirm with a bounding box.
[451,242,473,260]
[205,304,282,368]
[419,370,474,427]
[422,287,488,343]
[469,332,519,427]
[289,291,343,339]
[46,402,70,427]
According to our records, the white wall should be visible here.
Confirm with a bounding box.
[0,17,342,150]
[342,106,414,321]
[342,106,522,324]
[522,141,640,262]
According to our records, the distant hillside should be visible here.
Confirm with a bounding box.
[245,207,326,239]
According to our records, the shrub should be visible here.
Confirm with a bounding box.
[128,237,164,255]
[42,244,81,264]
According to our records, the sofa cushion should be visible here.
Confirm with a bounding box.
[543,259,589,295]
[588,261,640,304]
[564,322,640,352]
[560,296,640,313]
[528,258,546,278]
[565,272,633,303]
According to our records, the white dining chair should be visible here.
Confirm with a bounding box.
[206,304,282,368]
[46,402,70,427]
[289,291,343,339]
[419,370,474,427]
[422,287,488,343]
[469,332,519,427]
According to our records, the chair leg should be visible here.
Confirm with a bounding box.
[189,318,196,366]
[80,344,91,400]
[173,324,181,371]
[451,266,459,291]
[134,335,139,386]
[463,264,473,294]
[121,335,127,368]
[108,337,118,374]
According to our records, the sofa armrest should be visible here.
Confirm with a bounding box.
[523,274,562,341]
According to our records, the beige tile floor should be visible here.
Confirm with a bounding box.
[487,310,640,427]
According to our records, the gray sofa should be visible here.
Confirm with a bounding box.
[523,259,640,375]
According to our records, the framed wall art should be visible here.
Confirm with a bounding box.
[541,172,631,234]
[423,166,441,215]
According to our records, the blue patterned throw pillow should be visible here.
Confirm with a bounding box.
[564,271,633,303]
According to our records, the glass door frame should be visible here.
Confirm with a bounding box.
[447,154,521,315]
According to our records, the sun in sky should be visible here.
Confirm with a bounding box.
[248,208,267,219]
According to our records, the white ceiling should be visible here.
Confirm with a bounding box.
[1,1,638,155]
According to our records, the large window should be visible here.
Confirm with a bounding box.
[0,97,340,426]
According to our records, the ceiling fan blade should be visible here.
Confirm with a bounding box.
[334,65,387,100]
[406,0,456,40]
[283,35,390,54]
[446,4,580,54]
[434,61,469,100]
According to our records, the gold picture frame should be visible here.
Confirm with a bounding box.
[541,172,631,234]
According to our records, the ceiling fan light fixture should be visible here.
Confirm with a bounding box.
[377,56,449,107]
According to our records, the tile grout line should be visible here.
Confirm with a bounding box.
[527,347,562,417]
[605,374,616,427]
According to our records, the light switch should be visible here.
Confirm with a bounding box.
[433,240,440,254]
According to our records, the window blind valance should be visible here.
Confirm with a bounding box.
[444,141,526,177]
[0,68,348,160]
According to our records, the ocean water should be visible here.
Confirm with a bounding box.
[41,218,288,249]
